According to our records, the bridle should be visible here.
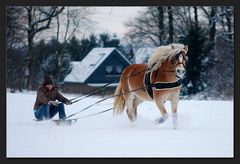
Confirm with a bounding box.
[144,50,186,99]
[151,50,187,79]
[171,51,186,71]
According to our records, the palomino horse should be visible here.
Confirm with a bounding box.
[113,43,188,129]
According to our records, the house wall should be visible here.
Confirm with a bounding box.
[61,82,116,96]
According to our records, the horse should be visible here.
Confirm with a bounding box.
[113,43,188,129]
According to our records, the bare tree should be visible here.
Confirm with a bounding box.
[172,6,192,37]
[7,7,27,92]
[125,7,169,47]
[20,6,64,91]
[216,6,234,42]
[53,7,94,84]
[201,6,217,43]
[209,7,217,42]
[157,6,165,44]
[7,7,27,49]
[125,6,187,47]
[193,6,199,29]
[224,7,233,40]
[167,6,173,43]
[199,6,233,98]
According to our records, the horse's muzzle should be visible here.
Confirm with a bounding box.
[176,68,185,78]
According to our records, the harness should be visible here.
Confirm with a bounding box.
[144,71,182,99]
[144,50,185,100]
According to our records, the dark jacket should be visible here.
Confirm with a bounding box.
[34,85,69,109]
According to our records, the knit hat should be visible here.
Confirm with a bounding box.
[43,75,53,86]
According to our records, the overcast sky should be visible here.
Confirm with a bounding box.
[36,7,146,42]
[91,7,146,38]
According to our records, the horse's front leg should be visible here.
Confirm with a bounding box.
[155,99,168,124]
[171,96,179,129]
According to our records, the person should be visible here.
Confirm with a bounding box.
[33,75,72,121]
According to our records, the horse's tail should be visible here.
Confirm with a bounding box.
[113,83,125,115]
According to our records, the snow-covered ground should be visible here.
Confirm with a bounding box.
[6,91,233,157]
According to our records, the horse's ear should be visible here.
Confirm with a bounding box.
[171,44,175,49]
[183,45,188,53]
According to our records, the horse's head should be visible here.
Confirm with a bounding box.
[171,45,188,78]
[148,43,188,78]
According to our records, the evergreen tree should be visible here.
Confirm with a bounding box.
[98,33,120,48]
[88,34,98,50]
[67,36,82,61]
[180,25,207,95]
[107,34,120,48]
[40,53,72,84]
[82,34,98,59]
[99,33,110,47]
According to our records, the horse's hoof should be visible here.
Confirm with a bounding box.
[159,117,165,123]
[155,117,165,124]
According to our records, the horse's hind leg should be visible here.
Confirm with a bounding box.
[124,93,135,121]
[155,100,168,123]
[132,97,143,120]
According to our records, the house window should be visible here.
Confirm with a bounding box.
[106,65,123,76]
[105,65,113,74]
[115,65,123,74]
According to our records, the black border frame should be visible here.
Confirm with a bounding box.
[1,0,239,161]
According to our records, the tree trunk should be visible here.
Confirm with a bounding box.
[187,7,192,30]
[157,6,164,45]
[209,7,216,42]
[19,33,34,91]
[55,14,61,84]
[168,6,173,43]
[194,6,199,30]
[225,9,232,40]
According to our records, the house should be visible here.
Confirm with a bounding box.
[62,47,131,94]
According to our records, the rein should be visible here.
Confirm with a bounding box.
[73,107,114,120]
[66,87,144,119]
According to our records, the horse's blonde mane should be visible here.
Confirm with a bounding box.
[148,43,186,70]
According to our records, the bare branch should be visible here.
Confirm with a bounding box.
[31,7,64,28]
[200,6,210,18]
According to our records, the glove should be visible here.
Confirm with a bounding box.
[48,100,58,106]
[65,101,73,105]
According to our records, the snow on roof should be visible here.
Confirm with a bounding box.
[64,47,122,83]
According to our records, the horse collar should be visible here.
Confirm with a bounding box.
[144,71,182,99]
[144,70,154,99]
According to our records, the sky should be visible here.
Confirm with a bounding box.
[90,7,146,38]
[6,91,233,157]
[36,7,146,42]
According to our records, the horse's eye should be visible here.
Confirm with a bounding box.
[172,58,177,64]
